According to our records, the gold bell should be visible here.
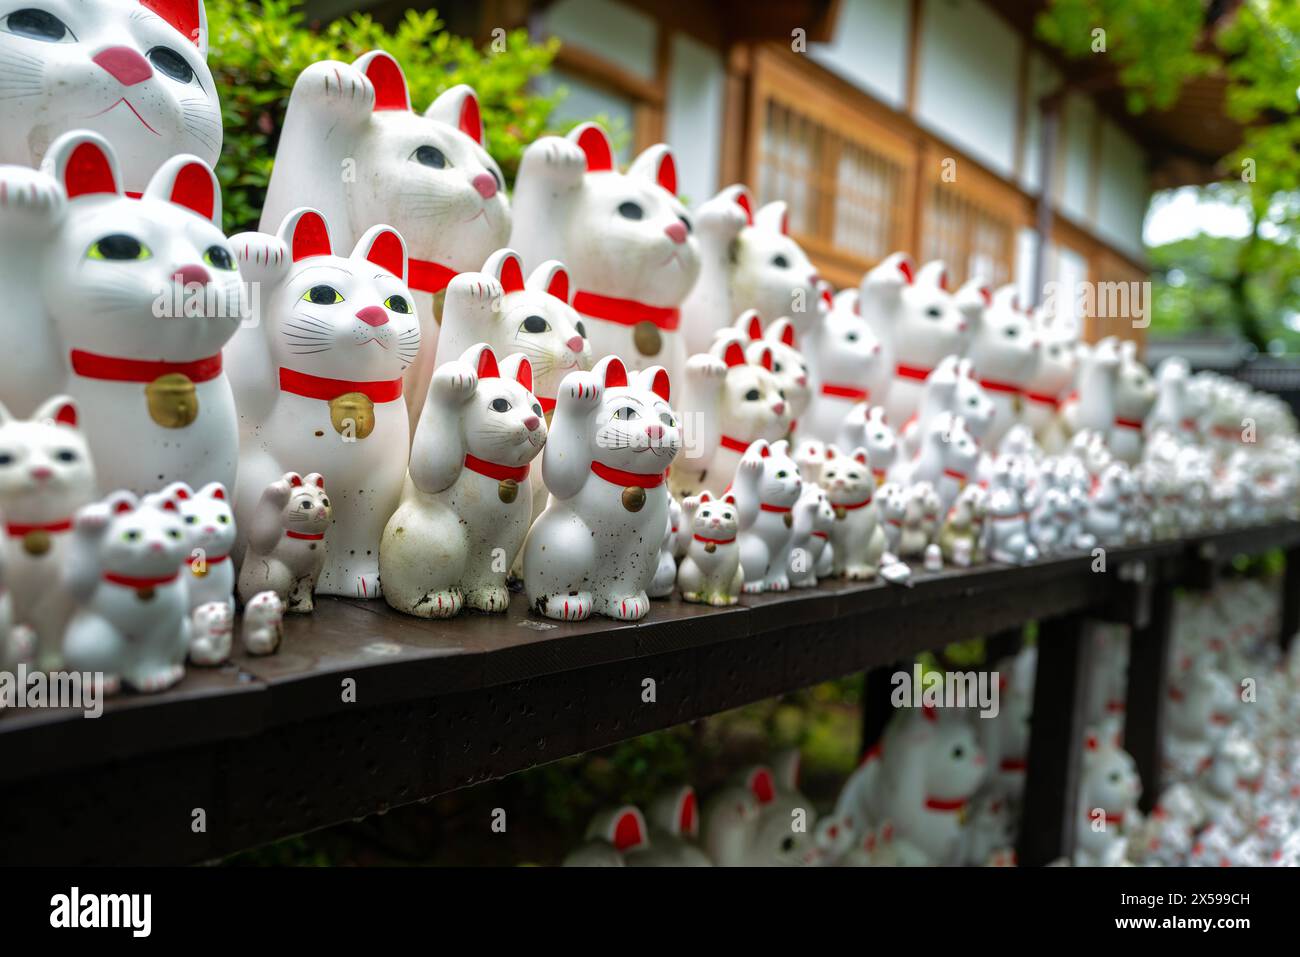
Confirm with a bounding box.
[329,391,376,440]
[633,321,662,357]
[783,512,793,529]
[145,373,199,429]
[136,586,156,602]
[498,479,519,504]
[21,530,51,557]
[704,542,717,554]
[622,486,647,512]
[834,506,847,521]
[190,561,209,579]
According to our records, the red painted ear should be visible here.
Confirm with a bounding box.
[289,475,303,488]
[611,809,646,851]
[476,347,500,380]
[678,789,698,838]
[311,474,326,489]
[545,267,569,302]
[291,211,331,262]
[64,140,118,199]
[743,312,763,341]
[574,124,614,173]
[980,286,992,306]
[210,487,226,500]
[458,91,483,145]
[821,288,833,309]
[602,357,627,390]
[722,493,736,505]
[363,229,405,279]
[825,446,836,460]
[1085,735,1099,751]
[939,270,949,292]
[921,704,937,723]
[53,403,78,428]
[655,151,678,195]
[173,488,190,500]
[747,768,775,805]
[515,357,533,393]
[723,340,746,369]
[780,323,795,348]
[141,0,201,46]
[499,254,524,295]
[759,444,770,458]
[650,368,670,403]
[162,500,179,512]
[757,346,774,373]
[854,450,868,465]
[698,492,712,502]
[168,162,216,220]
[114,500,134,514]
[898,258,914,285]
[780,210,789,235]
[363,51,410,111]
[735,190,754,225]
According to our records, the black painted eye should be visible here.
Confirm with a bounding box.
[781,836,796,852]
[217,514,230,525]
[745,389,761,401]
[490,168,503,189]
[613,406,640,421]
[659,412,675,427]
[148,46,194,83]
[575,320,587,339]
[1005,326,1019,337]
[678,214,693,234]
[321,498,330,508]
[618,201,643,220]
[384,295,410,314]
[54,449,78,463]
[185,515,197,525]
[490,398,511,413]
[414,145,447,169]
[167,528,183,540]
[123,529,141,542]
[774,361,783,373]
[303,285,343,305]
[204,246,235,271]
[926,306,943,319]
[776,470,788,479]
[88,234,149,261]
[522,315,549,334]
[0,453,13,466]
[846,331,858,342]
[5,9,68,42]
[772,254,790,268]
[1109,771,1121,783]
[532,403,543,416]
[952,745,965,759]
[300,501,312,509]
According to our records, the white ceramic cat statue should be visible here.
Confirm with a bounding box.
[732,439,802,593]
[381,344,546,617]
[676,491,742,606]
[795,288,886,443]
[509,122,700,385]
[62,489,190,693]
[821,446,887,579]
[0,395,97,670]
[672,331,788,497]
[0,510,12,674]
[1074,733,1141,866]
[522,357,681,621]
[788,483,835,587]
[680,184,820,354]
[260,50,511,425]
[227,208,418,599]
[1108,339,1157,464]
[237,471,330,613]
[1024,300,1081,453]
[836,404,896,485]
[0,0,221,195]
[163,480,237,665]
[964,285,1040,450]
[1,131,242,492]
[702,762,820,866]
[728,311,811,428]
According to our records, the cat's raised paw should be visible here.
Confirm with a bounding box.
[537,592,592,622]
[604,593,648,620]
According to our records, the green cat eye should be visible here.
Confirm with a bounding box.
[123,530,141,542]
[303,285,344,305]
[88,235,150,262]
[218,515,230,525]
[384,295,410,314]
[204,246,236,270]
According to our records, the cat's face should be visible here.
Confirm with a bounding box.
[716,338,790,446]
[730,202,819,322]
[931,416,979,475]
[41,133,240,359]
[793,438,826,484]
[819,447,873,504]
[919,713,986,799]
[817,307,882,382]
[971,288,1039,384]
[863,409,897,470]
[97,490,188,576]
[0,0,219,195]
[691,492,737,538]
[734,315,809,420]
[802,485,836,533]
[0,395,95,520]
[349,54,509,272]
[166,480,234,556]
[951,375,995,440]
[591,360,681,474]
[283,473,330,535]
[897,264,973,361]
[1081,739,1139,812]
[461,348,547,469]
[752,439,801,506]
[268,211,420,382]
[1116,352,1157,415]
[563,126,700,306]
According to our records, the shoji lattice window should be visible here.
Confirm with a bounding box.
[921,155,1028,289]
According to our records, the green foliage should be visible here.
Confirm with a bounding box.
[206,0,560,233]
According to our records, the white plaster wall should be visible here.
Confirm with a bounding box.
[1094,120,1148,259]
[666,33,726,204]
[542,0,658,81]
[808,0,911,109]
[1058,92,1094,223]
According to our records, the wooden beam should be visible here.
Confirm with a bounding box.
[904,0,924,115]
[553,43,665,107]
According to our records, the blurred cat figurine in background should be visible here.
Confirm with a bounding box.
[238,472,330,614]
[677,491,742,606]
[261,50,510,426]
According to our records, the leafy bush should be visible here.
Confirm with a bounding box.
[206,0,560,233]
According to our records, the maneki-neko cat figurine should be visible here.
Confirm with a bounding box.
[260,50,510,427]
[522,356,681,621]
[381,344,546,618]
[226,208,418,598]
[0,131,242,494]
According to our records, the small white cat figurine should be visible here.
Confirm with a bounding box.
[820,446,887,580]
[732,439,802,593]
[729,310,811,428]
[788,483,835,587]
[794,288,886,444]
[62,489,191,693]
[0,395,98,670]
[237,472,331,614]
[2,131,243,493]
[381,344,546,617]
[509,122,700,385]
[0,0,221,196]
[227,208,419,599]
[676,491,742,606]
[162,480,239,665]
[261,50,511,426]
[522,356,682,621]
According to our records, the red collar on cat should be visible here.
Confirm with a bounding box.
[464,453,529,483]
[589,461,666,488]
[103,570,180,588]
[407,259,458,294]
[70,350,223,383]
[6,518,73,536]
[285,530,325,541]
[720,434,750,453]
[278,368,404,403]
[834,495,873,510]
[821,383,869,400]
[572,291,680,331]
[894,362,933,382]
[1114,415,1144,430]
[1024,389,1062,409]
[978,376,1022,396]
[924,796,968,813]
[759,502,792,513]
[693,533,735,545]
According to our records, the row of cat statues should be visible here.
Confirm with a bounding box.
[1,1,1298,696]
[565,578,1300,866]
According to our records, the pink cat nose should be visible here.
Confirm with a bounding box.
[150,542,164,553]
[471,172,498,199]
[30,466,52,482]
[958,321,968,332]
[772,401,786,415]
[664,222,688,244]
[356,305,388,327]
[566,336,584,353]
[646,424,665,439]
[523,415,540,431]
[173,264,211,287]
[204,526,216,535]
[808,273,820,285]
[93,46,153,86]
[797,375,807,387]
